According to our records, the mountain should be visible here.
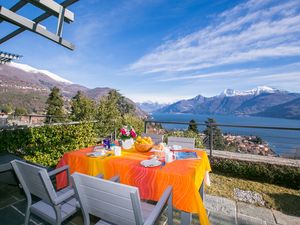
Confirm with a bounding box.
[254,97,300,119]
[137,102,168,113]
[0,63,146,117]
[220,86,284,97]
[157,87,300,119]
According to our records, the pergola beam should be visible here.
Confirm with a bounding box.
[0,1,27,23]
[0,51,22,64]
[0,6,74,50]
[24,0,74,23]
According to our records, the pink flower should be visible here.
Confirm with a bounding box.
[120,128,127,135]
[130,129,137,138]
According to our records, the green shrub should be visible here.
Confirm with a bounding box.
[211,157,300,190]
[122,113,144,136]
[0,122,97,167]
[163,130,204,148]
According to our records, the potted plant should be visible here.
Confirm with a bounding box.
[120,125,137,149]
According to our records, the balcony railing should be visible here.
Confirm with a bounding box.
[144,120,300,159]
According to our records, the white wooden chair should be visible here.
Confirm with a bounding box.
[72,172,173,225]
[142,133,164,144]
[11,160,78,225]
[167,136,195,149]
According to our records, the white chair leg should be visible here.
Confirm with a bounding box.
[181,211,192,225]
[167,192,173,225]
[24,207,30,225]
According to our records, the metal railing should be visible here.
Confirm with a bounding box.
[0,114,69,127]
[144,120,300,159]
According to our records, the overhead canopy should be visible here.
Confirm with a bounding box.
[0,0,78,50]
[0,51,22,64]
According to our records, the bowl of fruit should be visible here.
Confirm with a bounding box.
[135,136,154,153]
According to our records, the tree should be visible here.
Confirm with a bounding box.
[122,113,144,136]
[1,104,13,114]
[188,119,198,133]
[45,87,65,123]
[70,91,95,121]
[204,118,225,150]
[108,90,135,116]
[14,107,28,116]
[96,91,122,138]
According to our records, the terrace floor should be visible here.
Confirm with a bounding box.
[1,183,299,225]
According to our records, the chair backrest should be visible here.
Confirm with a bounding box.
[72,172,144,225]
[142,133,164,144]
[168,136,195,149]
[11,160,56,204]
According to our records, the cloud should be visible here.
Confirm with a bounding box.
[159,70,248,81]
[129,0,300,74]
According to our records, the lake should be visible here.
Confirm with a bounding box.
[151,113,300,158]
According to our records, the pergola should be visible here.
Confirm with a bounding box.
[0,0,78,50]
[0,51,22,64]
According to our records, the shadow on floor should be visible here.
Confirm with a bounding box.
[269,193,300,217]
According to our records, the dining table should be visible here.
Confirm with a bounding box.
[56,146,211,225]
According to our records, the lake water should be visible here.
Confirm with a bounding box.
[151,113,300,157]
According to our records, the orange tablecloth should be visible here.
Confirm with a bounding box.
[56,147,211,225]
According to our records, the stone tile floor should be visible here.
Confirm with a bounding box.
[1,183,299,225]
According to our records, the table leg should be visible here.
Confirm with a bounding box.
[181,211,192,225]
[199,179,204,201]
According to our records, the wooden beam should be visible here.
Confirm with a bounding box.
[24,0,74,23]
[0,6,74,50]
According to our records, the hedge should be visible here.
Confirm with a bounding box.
[0,122,97,167]
[210,157,300,190]
[1,123,299,190]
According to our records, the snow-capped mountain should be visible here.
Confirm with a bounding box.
[137,101,168,113]
[0,63,146,117]
[9,62,73,84]
[157,87,300,119]
[220,86,283,97]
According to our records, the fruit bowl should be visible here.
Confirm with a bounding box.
[134,142,153,153]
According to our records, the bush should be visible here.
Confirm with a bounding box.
[163,130,204,148]
[122,113,144,136]
[0,122,97,167]
[211,157,300,190]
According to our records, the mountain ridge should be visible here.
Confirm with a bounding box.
[155,87,300,119]
[0,63,146,117]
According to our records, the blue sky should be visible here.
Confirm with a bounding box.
[1,0,300,103]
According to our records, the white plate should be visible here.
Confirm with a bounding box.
[94,146,104,152]
[140,159,162,167]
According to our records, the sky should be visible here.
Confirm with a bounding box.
[1,0,300,103]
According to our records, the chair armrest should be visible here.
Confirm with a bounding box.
[110,175,120,183]
[48,165,69,177]
[53,188,75,205]
[96,173,104,179]
[144,186,173,225]
[49,165,71,186]
[96,174,119,182]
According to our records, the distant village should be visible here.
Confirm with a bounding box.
[223,134,275,156]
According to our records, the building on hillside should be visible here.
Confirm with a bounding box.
[0,112,8,127]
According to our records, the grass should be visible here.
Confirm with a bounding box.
[206,173,300,217]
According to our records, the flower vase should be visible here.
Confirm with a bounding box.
[122,138,134,150]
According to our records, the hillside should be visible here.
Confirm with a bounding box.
[254,98,300,119]
[156,87,300,119]
[0,63,146,117]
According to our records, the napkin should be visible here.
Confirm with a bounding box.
[172,145,182,150]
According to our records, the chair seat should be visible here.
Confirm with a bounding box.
[95,220,113,225]
[94,201,156,225]
[141,201,155,220]
[31,197,77,224]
